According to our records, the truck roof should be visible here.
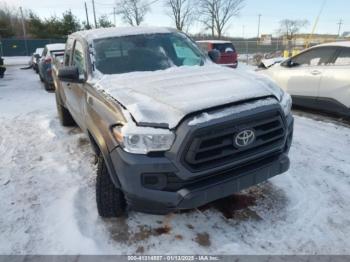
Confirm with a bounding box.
[316,41,350,48]
[45,43,66,51]
[73,27,177,42]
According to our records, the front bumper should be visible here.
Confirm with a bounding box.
[109,114,293,214]
[111,149,290,214]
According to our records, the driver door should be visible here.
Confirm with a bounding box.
[65,40,88,128]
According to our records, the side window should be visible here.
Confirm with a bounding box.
[64,38,74,66]
[333,48,350,66]
[293,47,335,66]
[72,41,86,77]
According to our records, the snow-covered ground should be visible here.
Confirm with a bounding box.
[1,62,350,255]
[3,56,31,66]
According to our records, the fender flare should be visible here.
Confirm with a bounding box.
[87,129,122,189]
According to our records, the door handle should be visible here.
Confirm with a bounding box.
[311,70,321,75]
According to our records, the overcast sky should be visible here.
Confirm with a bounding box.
[2,0,350,37]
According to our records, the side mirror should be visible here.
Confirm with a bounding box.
[58,66,83,83]
[208,50,220,63]
[283,59,299,68]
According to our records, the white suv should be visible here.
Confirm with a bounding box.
[262,42,350,117]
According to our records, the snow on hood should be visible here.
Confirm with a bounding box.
[95,65,282,129]
[260,57,286,68]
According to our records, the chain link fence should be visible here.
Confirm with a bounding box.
[232,40,303,66]
[0,39,66,56]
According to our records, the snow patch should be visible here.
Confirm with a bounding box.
[95,65,282,128]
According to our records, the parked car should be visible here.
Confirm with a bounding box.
[31,48,44,73]
[262,42,350,118]
[197,40,238,68]
[55,27,293,217]
[0,56,6,78]
[52,52,65,91]
[38,43,65,91]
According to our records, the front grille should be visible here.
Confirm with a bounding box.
[183,109,286,171]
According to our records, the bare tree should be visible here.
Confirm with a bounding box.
[115,0,150,26]
[164,0,195,32]
[199,0,244,38]
[278,19,309,40]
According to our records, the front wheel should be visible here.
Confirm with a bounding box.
[96,154,126,218]
[55,91,76,127]
[44,81,54,92]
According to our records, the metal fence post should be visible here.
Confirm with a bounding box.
[245,40,249,65]
[0,40,3,57]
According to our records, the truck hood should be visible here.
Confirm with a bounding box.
[95,65,282,129]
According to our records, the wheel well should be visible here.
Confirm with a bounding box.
[87,130,122,189]
[88,131,101,155]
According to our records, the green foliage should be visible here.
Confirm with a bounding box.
[0,18,15,38]
[60,10,81,35]
[98,15,114,28]
[0,4,21,38]
[28,10,81,39]
[28,12,47,38]
[82,21,92,30]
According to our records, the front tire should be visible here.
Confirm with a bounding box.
[44,81,53,92]
[55,91,76,127]
[96,154,126,218]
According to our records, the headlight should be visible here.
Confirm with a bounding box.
[280,93,292,116]
[112,125,175,154]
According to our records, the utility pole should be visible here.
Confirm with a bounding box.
[257,14,262,39]
[257,14,261,52]
[19,7,29,56]
[85,1,90,29]
[113,7,117,27]
[92,0,98,28]
[337,19,343,37]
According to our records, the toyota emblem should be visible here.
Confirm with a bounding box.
[234,130,256,147]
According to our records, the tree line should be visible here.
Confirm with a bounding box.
[0,3,113,39]
[0,0,309,40]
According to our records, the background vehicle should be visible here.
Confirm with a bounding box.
[52,52,65,91]
[197,40,238,68]
[31,47,44,73]
[38,43,65,91]
[262,42,350,118]
[0,56,5,78]
[55,27,293,218]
